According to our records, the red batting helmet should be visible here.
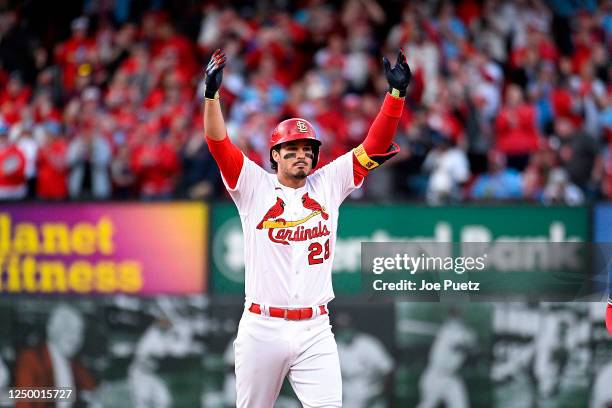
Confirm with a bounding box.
[269,118,321,170]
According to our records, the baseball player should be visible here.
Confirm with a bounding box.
[202,48,411,408]
[334,313,394,408]
[592,361,612,408]
[416,310,477,408]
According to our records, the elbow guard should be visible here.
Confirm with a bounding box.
[353,142,401,171]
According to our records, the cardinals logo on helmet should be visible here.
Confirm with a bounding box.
[296,121,308,133]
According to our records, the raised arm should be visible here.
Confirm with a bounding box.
[204,49,228,141]
[203,49,243,188]
[352,50,412,183]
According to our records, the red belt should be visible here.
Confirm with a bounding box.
[249,303,327,320]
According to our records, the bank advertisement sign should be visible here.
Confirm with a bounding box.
[211,204,588,294]
[0,203,207,295]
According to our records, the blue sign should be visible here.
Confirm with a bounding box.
[594,204,612,297]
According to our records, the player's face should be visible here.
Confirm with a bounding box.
[274,140,314,180]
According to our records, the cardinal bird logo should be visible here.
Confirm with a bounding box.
[257,197,286,229]
[260,194,331,242]
[302,193,328,220]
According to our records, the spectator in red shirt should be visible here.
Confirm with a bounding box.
[31,91,61,123]
[0,72,31,125]
[0,0,606,206]
[550,79,584,128]
[523,146,557,201]
[315,34,347,76]
[153,20,197,81]
[0,119,26,200]
[130,126,180,200]
[36,121,69,200]
[54,17,96,92]
[116,42,151,90]
[495,84,541,170]
[511,25,559,70]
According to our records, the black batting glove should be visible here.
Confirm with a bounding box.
[383,49,412,98]
[204,49,227,99]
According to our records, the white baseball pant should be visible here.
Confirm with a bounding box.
[234,309,342,408]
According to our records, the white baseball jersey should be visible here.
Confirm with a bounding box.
[223,150,361,308]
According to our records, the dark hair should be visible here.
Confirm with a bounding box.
[270,146,281,171]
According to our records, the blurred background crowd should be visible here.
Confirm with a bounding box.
[0,0,610,204]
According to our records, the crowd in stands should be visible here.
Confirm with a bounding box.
[0,0,609,204]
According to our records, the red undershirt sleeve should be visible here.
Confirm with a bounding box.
[205,135,244,190]
[352,94,405,185]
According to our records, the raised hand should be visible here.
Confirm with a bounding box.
[383,49,412,98]
[204,49,227,99]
